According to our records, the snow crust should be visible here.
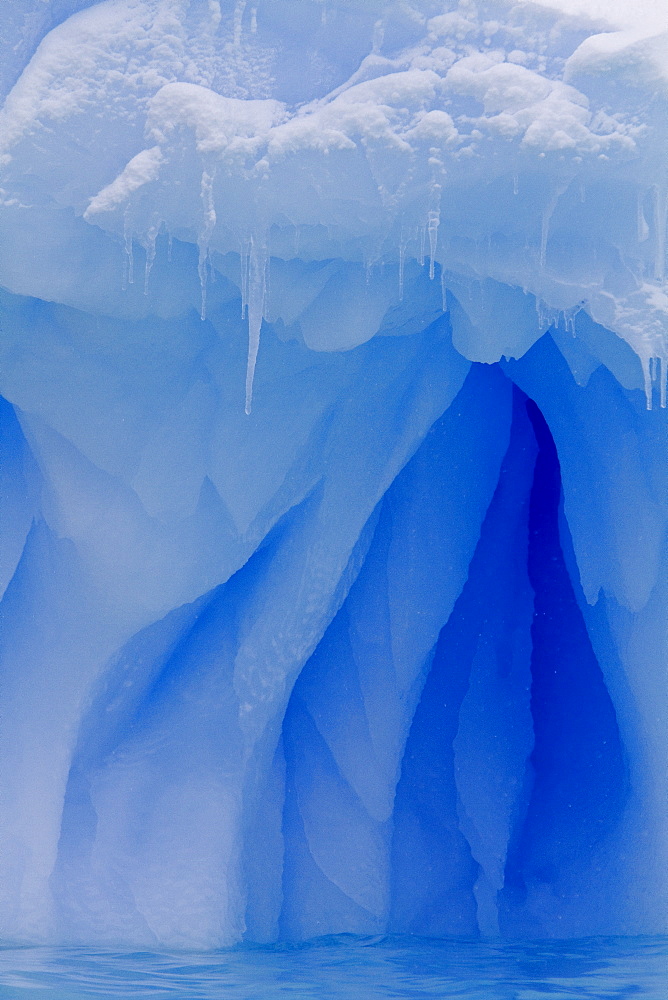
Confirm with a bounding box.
[1,0,667,405]
[0,0,667,949]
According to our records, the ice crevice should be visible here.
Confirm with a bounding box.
[0,0,667,949]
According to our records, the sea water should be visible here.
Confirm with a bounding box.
[0,936,665,999]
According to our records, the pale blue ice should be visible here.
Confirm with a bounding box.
[0,8,667,996]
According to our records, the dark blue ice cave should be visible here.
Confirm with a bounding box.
[281,368,628,940]
[0,355,634,945]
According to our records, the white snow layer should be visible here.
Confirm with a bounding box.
[0,0,666,948]
[1,0,667,404]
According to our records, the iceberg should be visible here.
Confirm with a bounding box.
[0,0,666,949]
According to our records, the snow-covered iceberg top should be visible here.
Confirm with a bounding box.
[1,0,667,408]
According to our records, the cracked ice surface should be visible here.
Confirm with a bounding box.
[0,0,666,948]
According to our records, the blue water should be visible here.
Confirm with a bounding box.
[0,936,665,999]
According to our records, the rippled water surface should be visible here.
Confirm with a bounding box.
[0,936,665,999]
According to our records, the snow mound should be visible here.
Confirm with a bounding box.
[0,0,666,407]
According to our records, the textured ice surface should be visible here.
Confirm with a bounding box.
[0,0,666,949]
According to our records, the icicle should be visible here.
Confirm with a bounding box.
[167,233,173,263]
[556,306,579,337]
[234,0,247,46]
[540,180,569,269]
[428,215,438,279]
[652,185,666,282]
[143,218,160,296]
[535,298,559,333]
[440,269,447,313]
[198,170,217,321]
[540,209,549,270]
[245,234,267,415]
[240,240,250,318]
[398,230,406,301]
[143,241,154,296]
[641,354,653,409]
[198,248,209,320]
[513,173,518,196]
[250,6,257,32]
[123,211,134,287]
[638,348,668,408]
[637,190,649,242]
[427,184,441,281]
[418,226,426,268]
[645,353,668,408]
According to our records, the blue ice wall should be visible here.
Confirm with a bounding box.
[0,0,667,948]
[500,399,628,937]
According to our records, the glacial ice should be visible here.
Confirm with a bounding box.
[0,0,666,948]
